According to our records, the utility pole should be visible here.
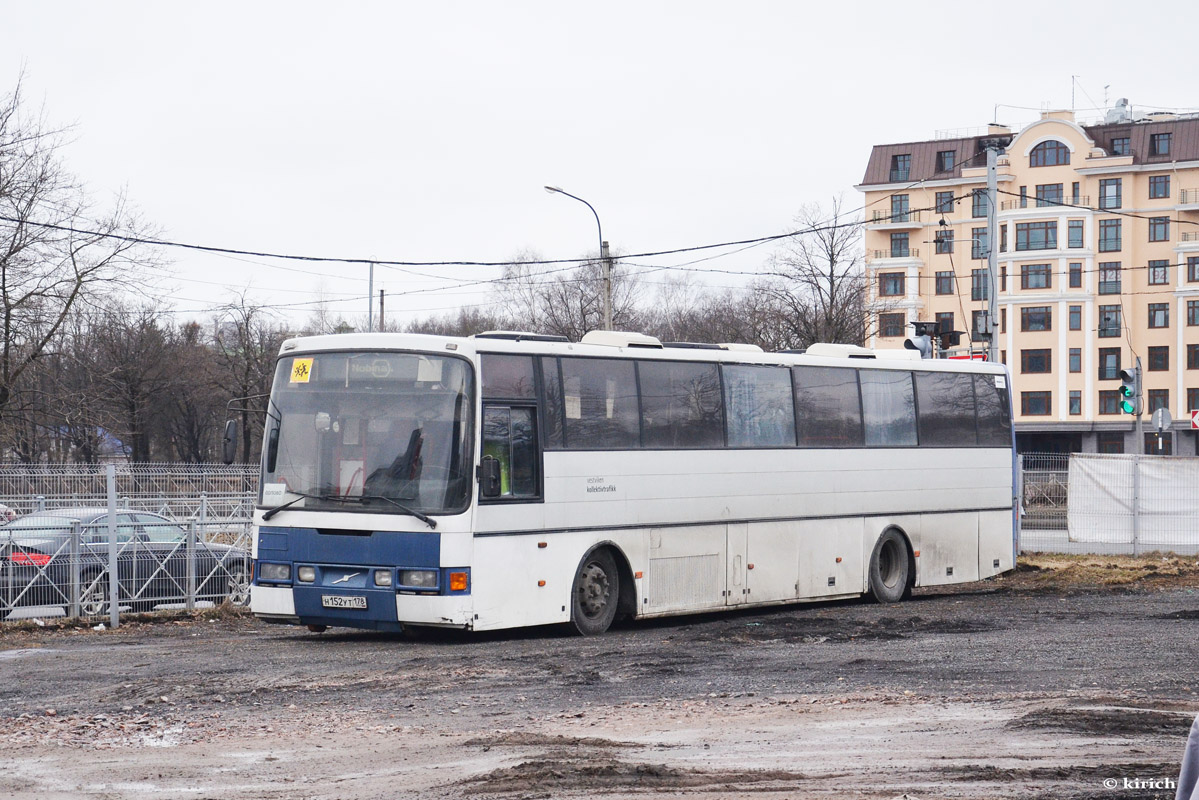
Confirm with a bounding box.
[985,145,1000,362]
[600,240,613,332]
[1135,356,1144,454]
[379,289,385,332]
[979,132,1012,362]
[367,262,375,332]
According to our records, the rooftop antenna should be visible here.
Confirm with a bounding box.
[1104,84,1110,108]
[1071,75,1078,112]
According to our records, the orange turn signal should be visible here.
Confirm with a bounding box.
[449,571,469,592]
[537,580,546,587]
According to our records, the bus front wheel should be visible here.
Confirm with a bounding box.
[868,530,911,604]
[570,549,619,636]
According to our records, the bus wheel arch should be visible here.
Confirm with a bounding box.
[868,527,914,604]
[568,543,631,636]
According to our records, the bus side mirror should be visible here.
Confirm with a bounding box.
[480,456,502,498]
[222,420,238,465]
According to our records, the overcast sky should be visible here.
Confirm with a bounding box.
[5,1,1198,330]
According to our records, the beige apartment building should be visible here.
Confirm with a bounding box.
[857,106,1199,454]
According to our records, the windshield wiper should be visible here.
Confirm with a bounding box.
[262,489,437,529]
[261,491,319,521]
[357,495,437,529]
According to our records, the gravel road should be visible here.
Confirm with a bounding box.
[1,562,1197,800]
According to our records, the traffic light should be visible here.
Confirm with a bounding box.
[1118,366,1141,415]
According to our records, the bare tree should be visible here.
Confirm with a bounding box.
[496,251,642,340]
[0,77,160,422]
[212,294,290,463]
[766,197,871,348]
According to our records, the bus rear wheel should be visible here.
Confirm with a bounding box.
[868,530,910,604]
[570,549,619,636]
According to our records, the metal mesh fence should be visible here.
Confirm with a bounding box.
[1020,452,1199,556]
[1,464,257,623]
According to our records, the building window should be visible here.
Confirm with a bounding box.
[1099,305,1121,337]
[1148,389,1169,413]
[1069,348,1081,373]
[1020,306,1051,332]
[890,232,910,258]
[1019,186,1028,208]
[1001,307,1007,333]
[1067,220,1084,248]
[891,194,910,223]
[972,190,988,218]
[936,150,955,173]
[1021,349,1052,373]
[1189,257,1199,283]
[935,271,954,295]
[935,311,954,334]
[1099,219,1121,252]
[1098,262,1121,295]
[972,227,988,260]
[1149,216,1170,242]
[1189,344,1199,370]
[1030,140,1070,167]
[1151,132,1172,157]
[1111,137,1130,156]
[890,154,910,182]
[1098,348,1121,380]
[878,272,905,296]
[879,313,905,338]
[1016,221,1057,251]
[1072,181,1081,203]
[1098,391,1121,415]
[1099,178,1122,210]
[1069,390,1081,415]
[1021,391,1052,415]
[1148,346,1169,371]
[1148,303,1169,329]
[1189,300,1199,326]
[1000,265,1008,292]
[1069,305,1082,330]
[971,269,989,301]
[1190,388,1199,412]
[1146,431,1173,455]
[1000,224,1008,252]
[935,191,954,214]
[1069,262,1082,288]
[1021,263,1051,289]
[1149,175,1170,199]
[1097,431,1125,453]
[1036,183,1063,207]
[935,230,954,254]
[1149,259,1169,285]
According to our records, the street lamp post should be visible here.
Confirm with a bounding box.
[544,185,613,331]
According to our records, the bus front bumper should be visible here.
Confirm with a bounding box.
[252,584,474,630]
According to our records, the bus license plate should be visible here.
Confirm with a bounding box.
[322,595,367,609]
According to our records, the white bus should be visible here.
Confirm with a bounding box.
[246,329,1016,635]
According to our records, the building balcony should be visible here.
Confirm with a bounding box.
[868,209,923,229]
[1000,196,1089,211]
[870,247,921,261]
[1180,188,1199,210]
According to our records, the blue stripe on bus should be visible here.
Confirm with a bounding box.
[257,526,440,566]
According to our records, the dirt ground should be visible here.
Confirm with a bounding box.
[1,555,1197,800]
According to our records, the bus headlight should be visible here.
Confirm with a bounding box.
[297,566,316,583]
[374,570,393,587]
[399,569,437,589]
[259,563,291,582]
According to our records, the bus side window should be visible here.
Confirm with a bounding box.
[482,406,540,500]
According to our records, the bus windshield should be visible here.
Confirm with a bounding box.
[262,351,474,515]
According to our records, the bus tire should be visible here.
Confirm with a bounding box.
[868,529,910,605]
[570,548,620,636]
